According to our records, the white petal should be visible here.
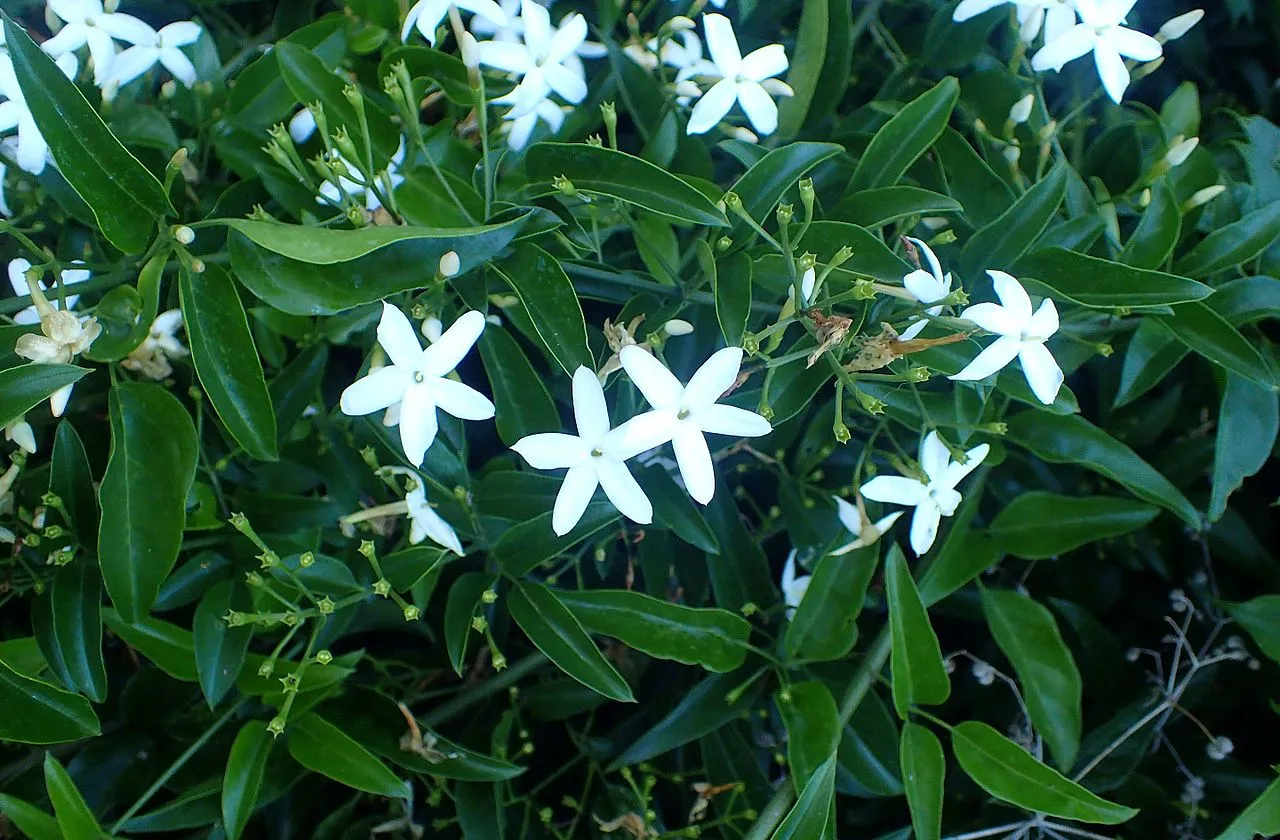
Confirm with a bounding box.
[160,21,203,46]
[543,62,587,105]
[943,443,990,489]
[1092,37,1130,104]
[595,458,653,525]
[512,432,588,469]
[16,114,49,176]
[457,0,510,28]
[1031,25,1096,73]
[1108,26,1162,62]
[685,346,744,409]
[606,410,679,461]
[377,302,425,369]
[739,44,787,82]
[398,384,439,466]
[958,302,1020,337]
[49,383,74,418]
[696,403,771,438]
[431,377,495,421]
[701,13,741,75]
[552,464,598,535]
[339,365,410,415]
[988,270,1032,323]
[909,501,943,555]
[159,47,198,87]
[289,109,317,143]
[685,78,737,135]
[8,258,31,296]
[48,0,97,24]
[505,110,537,150]
[547,12,587,64]
[84,27,119,85]
[1043,3,1078,43]
[898,320,927,340]
[860,476,927,507]
[736,81,779,136]
[800,267,816,302]
[572,366,611,441]
[832,510,904,554]
[953,0,1009,22]
[420,310,485,377]
[1026,298,1059,340]
[919,431,951,484]
[6,420,37,454]
[782,549,798,595]
[408,494,464,554]
[477,40,534,74]
[97,13,157,45]
[40,26,89,58]
[949,336,1022,382]
[672,425,715,505]
[620,345,684,410]
[1018,342,1065,405]
[903,269,948,305]
[103,46,157,87]
[833,496,862,536]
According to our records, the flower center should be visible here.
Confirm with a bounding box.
[413,371,425,383]
[590,448,604,458]
[677,407,691,420]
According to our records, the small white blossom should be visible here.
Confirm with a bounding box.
[438,251,461,278]
[101,20,201,88]
[1159,9,1204,41]
[797,267,816,306]
[41,0,155,85]
[1206,736,1234,761]
[1031,0,1163,104]
[402,0,509,46]
[951,270,1064,406]
[0,51,78,174]
[953,0,1080,45]
[477,0,589,118]
[7,258,90,326]
[14,282,101,417]
[4,417,36,454]
[470,0,605,64]
[340,303,494,466]
[684,14,791,137]
[121,309,187,380]
[860,431,989,555]
[780,549,810,619]
[502,98,566,151]
[406,480,464,554]
[899,236,952,340]
[288,108,317,143]
[971,659,996,685]
[831,496,902,555]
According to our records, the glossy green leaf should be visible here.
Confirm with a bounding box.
[223,721,274,840]
[951,721,1140,824]
[118,782,221,832]
[1120,180,1181,269]
[44,754,102,840]
[269,343,329,446]
[102,608,198,681]
[82,284,146,362]
[900,723,945,840]
[225,15,347,128]
[181,264,278,461]
[1224,596,1280,664]
[981,587,1083,770]
[525,142,727,226]
[491,243,594,375]
[785,544,878,662]
[935,127,1014,227]
[635,466,720,553]
[0,656,100,744]
[379,44,474,106]
[779,681,841,790]
[0,364,90,429]
[714,249,752,347]
[276,42,398,161]
[2,17,171,253]
[1113,319,1189,409]
[795,220,913,284]
[1177,202,1280,277]
[917,476,996,606]
[1210,374,1279,521]
[42,564,106,702]
[444,572,494,676]
[194,580,253,708]
[98,383,199,621]
[831,186,964,229]
[959,162,1067,276]
[728,142,843,241]
[988,493,1159,559]
[227,212,532,315]
[772,753,837,840]
[507,581,633,702]
[49,420,98,551]
[556,589,750,673]
[287,713,410,798]
[804,0,852,127]
[456,782,503,839]
[886,546,950,717]
[837,688,903,797]
[610,672,762,769]
[493,501,619,577]
[0,795,61,840]
[1154,302,1276,389]
[1212,774,1280,840]
[776,0,829,137]
[1014,249,1212,308]
[1006,413,1199,526]
[479,327,560,444]
[850,77,959,192]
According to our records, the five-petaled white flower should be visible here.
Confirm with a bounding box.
[402,0,509,46]
[13,281,101,418]
[954,0,1080,45]
[7,258,89,326]
[0,51,78,174]
[618,345,772,505]
[684,14,791,136]
[861,431,989,555]
[1031,0,1162,103]
[831,496,902,555]
[406,479,464,554]
[781,549,810,619]
[511,367,654,535]
[340,303,494,467]
[477,0,588,117]
[122,309,188,380]
[102,20,202,89]
[899,236,953,340]
[950,270,1064,405]
[42,0,155,85]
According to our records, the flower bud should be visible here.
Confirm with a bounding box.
[663,319,694,336]
[1159,9,1204,41]
[1008,93,1035,125]
[421,316,443,342]
[729,126,758,144]
[1003,145,1021,164]
[664,15,696,32]
[1184,184,1226,211]
[1137,188,1152,208]
[438,250,460,278]
[459,31,481,70]
[173,225,196,245]
[672,80,701,100]
[1164,136,1199,167]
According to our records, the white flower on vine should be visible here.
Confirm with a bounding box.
[0,51,78,174]
[402,0,509,46]
[953,0,1080,44]
[503,98,566,151]
[684,14,791,136]
[406,480,464,554]
[121,309,188,380]
[1031,0,1162,103]
[8,258,89,326]
[13,280,101,418]
[42,0,156,85]
[477,0,588,118]
[899,236,953,340]
[781,549,810,619]
[102,21,202,89]
[831,496,902,555]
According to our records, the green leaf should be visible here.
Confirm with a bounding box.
[935,127,1014,227]
[917,477,997,606]
[181,264,278,461]
[796,220,913,284]
[1006,413,1200,527]
[610,671,763,769]
[456,782,503,839]
[1210,374,1279,521]
[837,688,903,797]
[900,723,945,840]
[959,162,1067,276]
[269,343,328,447]
[556,589,750,673]
[785,544,878,662]
[82,285,146,362]
[804,0,852,128]
[287,714,410,798]
[41,564,106,703]
[1013,249,1212,308]
[1212,774,1280,840]
[728,142,843,242]
[1120,180,1181,269]
[493,501,619,577]
[1113,319,1189,409]
[227,212,532,315]
[49,420,99,551]
[988,493,1159,559]
[194,580,253,708]
[0,795,61,840]
[831,186,964,229]
[276,42,398,161]
[1224,596,1280,664]
[2,17,171,253]
[0,656,99,744]
[98,383,199,621]
[444,573,494,676]
[525,142,727,226]
[1177,202,1280,277]
[779,681,841,790]
[225,15,347,129]
[478,328,559,445]
[491,243,594,375]
[714,249,752,347]
[634,466,720,554]
[102,608,198,681]
[118,782,221,832]
[0,364,90,429]
[44,754,102,840]
[223,721,274,840]
[507,581,634,702]
[1154,302,1277,389]
[850,78,959,192]
[379,45,475,106]
[886,546,950,717]
[776,0,830,137]
[772,753,837,840]
[981,588,1083,770]
[951,721,1140,825]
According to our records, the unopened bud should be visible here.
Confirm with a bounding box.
[1159,9,1203,41]
[1165,136,1199,167]
[459,31,481,70]
[1137,188,1152,208]
[438,250,460,278]
[729,126,758,144]
[664,15,696,32]
[664,319,694,337]
[1184,184,1226,211]
[189,259,205,274]
[160,80,177,99]
[1009,93,1035,125]
[1003,145,1021,164]
[173,225,195,245]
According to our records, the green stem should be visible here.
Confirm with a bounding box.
[419,652,548,728]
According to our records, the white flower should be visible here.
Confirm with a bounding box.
[1159,9,1203,41]
[860,431,989,555]
[4,417,36,454]
[899,236,952,340]
[0,52,79,174]
[781,549,810,619]
[289,108,317,143]
[406,480,464,553]
[8,258,90,326]
[662,30,706,74]
[13,285,102,418]
[1205,736,1233,761]
[684,14,791,136]
[511,367,654,535]
[318,139,406,212]
[618,345,771,505]
[402,0,510,46]
[471,0,605,63]
[1031,0,1162,104]
[121,309,187,380]
[340,303,494,467]
[950,270,1064,405]
[102,21,202,88]
[502,97,566,151]
[831,496,902,555]
[477,0,588,117]
[42,0,156,85]
[797,267,815,306]
[953,0,1079,45]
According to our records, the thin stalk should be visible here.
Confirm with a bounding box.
[419,652,548,727]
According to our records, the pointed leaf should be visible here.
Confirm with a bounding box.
[988,493,1159,559]
[1177,202,1280,277]
[44,754,103,840]
[728,142,843,242]
[772,753,838,840]
[0,656,100,744]
[49,420,98,551]
[831,187,963,229]
[1224,596,1280,665]
[778,681,841,790]
[287,713,410,798]
[785,544,878,662]
[900,723,945,840]
[610,672,763,769]
[194,580,253,708]
[478,327,560,444]
[223,721,274,840]
[493,501,619,577]
[1212,774,1280,840]
[959,162,1067,276]
[0,795,61,840]
[1014,249,1211,308]
[1154,302,1276,389]
[886,546,950,717]
[490,243,594,375]
[850,77,959,192]
[714,249,753,347]
[0,364,90,429]
[102,608,198,681]
[635,465,719,554]
[1120,180,1181,269]
[1210,374,1279,521]
[444,573,494,676]
[276,42,399,161]
[42,564,106,702]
